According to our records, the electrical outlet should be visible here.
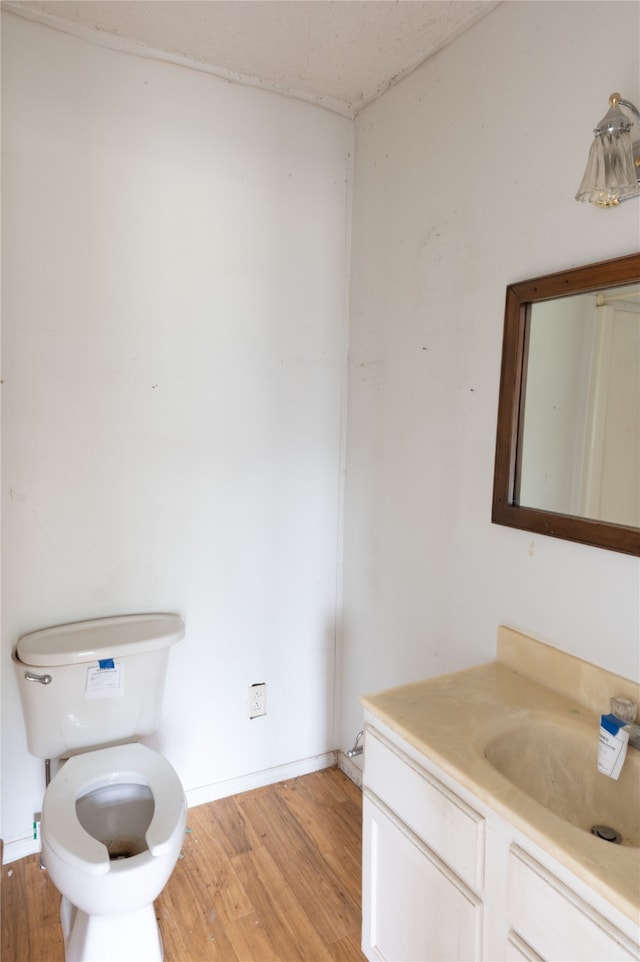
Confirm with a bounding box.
[248,682,267,719]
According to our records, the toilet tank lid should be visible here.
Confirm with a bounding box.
[16,614,185,667]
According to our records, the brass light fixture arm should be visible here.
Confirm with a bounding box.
[609,92,640,123]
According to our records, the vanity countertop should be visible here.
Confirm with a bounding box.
[361,626,640,924]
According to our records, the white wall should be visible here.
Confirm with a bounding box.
[340,0,640,754]
[3,0,640,858]
[1,12,352,853]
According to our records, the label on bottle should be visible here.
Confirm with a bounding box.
[598,713,629,779]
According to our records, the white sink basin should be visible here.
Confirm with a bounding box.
[484,715,640,847]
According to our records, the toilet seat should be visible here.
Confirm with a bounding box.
[42,743,187,877]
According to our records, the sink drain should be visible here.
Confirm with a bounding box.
[591,824,622,843]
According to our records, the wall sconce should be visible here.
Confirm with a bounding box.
[575,92,640,207]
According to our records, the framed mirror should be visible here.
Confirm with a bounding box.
[492,252,640,556]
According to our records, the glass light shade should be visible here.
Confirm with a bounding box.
[576,123,640,207]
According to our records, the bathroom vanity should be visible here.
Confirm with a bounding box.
[360,628,640,962]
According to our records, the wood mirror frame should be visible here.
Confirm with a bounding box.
[492,252,640,556]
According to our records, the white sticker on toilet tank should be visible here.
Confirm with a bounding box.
[86,663,124,698]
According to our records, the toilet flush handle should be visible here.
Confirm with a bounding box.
[24,671,52,685]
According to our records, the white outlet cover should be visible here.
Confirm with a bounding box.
[248,683,267,718]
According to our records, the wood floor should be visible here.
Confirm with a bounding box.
[1,766,366,962]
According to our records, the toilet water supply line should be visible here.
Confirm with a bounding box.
[347,730,364,758]
[36,759,51,870]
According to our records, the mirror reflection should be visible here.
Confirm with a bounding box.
[518,284,640,527]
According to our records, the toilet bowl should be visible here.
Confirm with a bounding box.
[42,743,187,962]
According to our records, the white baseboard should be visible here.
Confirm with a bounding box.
[185,750,338,809]
[3,833,40,865]
[337,750,363,789]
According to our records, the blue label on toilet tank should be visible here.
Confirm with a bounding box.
[98,658,115,670]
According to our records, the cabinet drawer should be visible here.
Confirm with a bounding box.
[508,847,640,961]
[364,729,484,890]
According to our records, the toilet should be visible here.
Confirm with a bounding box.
[13,614,188,962]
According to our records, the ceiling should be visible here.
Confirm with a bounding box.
[3,0,500,115]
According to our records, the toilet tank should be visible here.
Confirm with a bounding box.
[13,614,185,759]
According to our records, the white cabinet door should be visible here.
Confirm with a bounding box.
[362,795,483,962]
[365,730,485,889]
